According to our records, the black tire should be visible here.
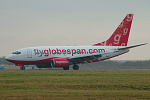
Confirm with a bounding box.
[73,65,79,70]
[22,67,25,70]
[63,67,69,70]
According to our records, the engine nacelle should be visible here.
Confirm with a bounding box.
[51,58,70,67]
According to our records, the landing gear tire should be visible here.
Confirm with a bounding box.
[63,67,69,70]
[21,66,25,70]
[73,65,79,70]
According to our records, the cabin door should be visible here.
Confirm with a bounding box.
[27,49,32,58]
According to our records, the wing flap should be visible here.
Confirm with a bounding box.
[69,54,102,64]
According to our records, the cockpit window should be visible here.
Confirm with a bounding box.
[12,51,21,54]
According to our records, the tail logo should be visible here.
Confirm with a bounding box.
[123,28,128,35]
[127,14,133,21]
[119,21,124,28]
[114,35,121,44]
[93,14,134,46]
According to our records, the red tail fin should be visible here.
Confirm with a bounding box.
[93,14,134,46]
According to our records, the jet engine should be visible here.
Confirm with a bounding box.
[51,58,70,67]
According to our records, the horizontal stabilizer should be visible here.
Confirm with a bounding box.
[118,43,148,50]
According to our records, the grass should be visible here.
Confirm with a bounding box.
[0,70,150,100]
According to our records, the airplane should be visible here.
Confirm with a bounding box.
[5,14,147,70]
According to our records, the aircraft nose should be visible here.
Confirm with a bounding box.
[5,55,14,61]
[5,56,9,60]
[5,55,10,61]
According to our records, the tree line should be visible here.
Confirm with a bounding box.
[0,56,150,68]
[0,57,14,65]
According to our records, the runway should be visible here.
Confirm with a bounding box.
[1,63,150,71]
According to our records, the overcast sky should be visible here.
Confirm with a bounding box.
[0,0,150,60]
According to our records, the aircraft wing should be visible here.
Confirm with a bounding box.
[68,53,104,64]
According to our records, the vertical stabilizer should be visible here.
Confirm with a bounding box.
[93,14,134,46]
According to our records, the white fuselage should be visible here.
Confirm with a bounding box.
[6,46,129,65]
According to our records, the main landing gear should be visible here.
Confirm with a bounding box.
[63,67,69,70]
[63,65,79,70]
[73,65,79,70]
[20,66,25,70]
